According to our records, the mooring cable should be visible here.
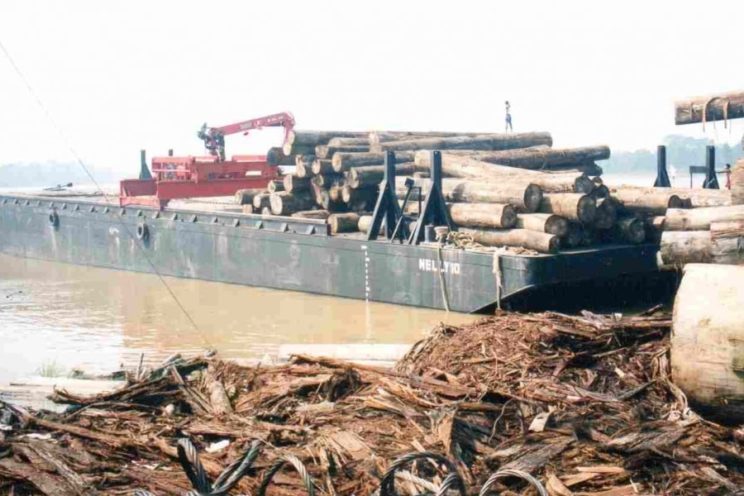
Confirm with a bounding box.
[479,468,548,496]
[257,454,316,496]
[0,37,211,349]
[379,451,465,496]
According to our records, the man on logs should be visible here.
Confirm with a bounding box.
[505,100,513,132]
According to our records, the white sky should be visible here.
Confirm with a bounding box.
[1,0,742,174]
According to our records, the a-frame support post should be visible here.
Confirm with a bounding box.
[367,151,406,241]
[409,151,455,244]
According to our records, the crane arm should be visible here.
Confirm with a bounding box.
[212,112,295,140]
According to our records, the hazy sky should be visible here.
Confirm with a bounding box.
[1,1,742,174]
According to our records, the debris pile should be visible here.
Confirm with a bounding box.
[2,312,744,495]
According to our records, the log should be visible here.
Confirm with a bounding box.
[659,231,712,266]
[459,227,559,253]
[347,162,417,189]
[315,144,369,159]
[267,180,285,193]
[396,177,543,213]
[312,159,335,175]
[591,184,610,200]
[281,143,316,156]
[613,216,646,244]
[371,132,553,153]
[283,174,312,194]
[610,187,685,215]
[449,146,610,171]
[644,216,666,243]
[732,159,744,205]
[329,185,343,203]
[710,220,744,265]
[285,130,369,148]
[329,212,360,234]
[269,191,315,216]
[252,193,271,210]
[341,185,377,205]
[670,263,744,423]
[332,151,415,172]
[674,90,744,125]
[368,131,507,144]
[357,215,373,233]
[261,206,272,216]
[447,203,517,229]
[241,204,254,215]
[328,137,371,147]
[539,193,596,223]
[563,223,583,248]
[594,198,617,229]
[291,209,330,220]
[312,173,343,188]
[515,213,568,237]
[414,152,593,192]
[614,185,731,208]
[664,205,744,231]
[294,155,315,178]
[234,188,263,205]
[266,147,295,166]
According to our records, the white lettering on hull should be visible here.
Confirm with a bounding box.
[418,258,460,275]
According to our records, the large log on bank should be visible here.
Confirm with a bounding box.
[710,220,744,265]
[610,187,685,215]
[332,151,415,172]
[515,213,568,237]
[397,177,543,213]
[283,174,312,193]
[671,263,744,423]
[539,193,597,223]
[329,212,360,234]
[674,90,744,125]
[664,205,744,231]
[234,188,264,205]
[414,152,593,193]
[315,145,369,159]
[459,227,559,253]
[292,209,330,220]
[253,193,271,210]
[269,191,315,216]
[733,160,744,205]
[659,231,713,266]
[372,132,553,153]
[447,203,517,229]
[451,146,610,171]
[266,147,295,166]
[347,162,418,189]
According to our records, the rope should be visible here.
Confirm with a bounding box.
[493,252,502,311]
[257,454,315,496]
[479,468,548,496]
[379,452,465,496]
[435,238,451,313]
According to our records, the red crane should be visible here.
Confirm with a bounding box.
[120,112,295,208]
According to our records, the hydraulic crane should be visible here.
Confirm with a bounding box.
[120,112,295,208]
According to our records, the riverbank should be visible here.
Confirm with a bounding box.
[1,310,741,495]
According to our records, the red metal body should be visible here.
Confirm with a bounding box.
[119,112,294,208]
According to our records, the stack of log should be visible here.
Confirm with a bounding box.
[235,128,741,254]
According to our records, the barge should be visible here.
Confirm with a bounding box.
[0,192,659,313]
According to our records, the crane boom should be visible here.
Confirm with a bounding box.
[198,112,295,160]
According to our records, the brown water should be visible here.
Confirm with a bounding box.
[0,253,476,382]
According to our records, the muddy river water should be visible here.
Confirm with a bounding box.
[0,253,476,383]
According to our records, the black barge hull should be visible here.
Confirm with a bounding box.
[0,195,660,313]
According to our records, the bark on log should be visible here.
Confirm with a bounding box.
[328,137,372,147]
[286,130,370,148]
[732,159,744,205]
[664,205,744,231]
[671,263,744,423]
[252,193,271,210]
[332,151,415,172]
[371,132,553,153]
[311,173,344,188]
[269,191,315,216]
[347,162,417,188]
[659,231,713,266]
[539,193,596,223]
[614,216,646,244]
[315,145,369,159]
[294,155,315,178]
[329,212,360,234]
[329,185,343,203]
[414,152,592,192]
[615,185,731,208]
[241,204,254,215]
[591,184,610,200]
[397,177,543,213]
[312,159,335,175]
[358,215,373,233]
[266,147,295,166]
[234,188,264,205]
[594,198,617,229]
[450,146,610,171]
[644,216,666,243]
[368,131,506,144]
[610,187,685,215]
[281,144,316,156]
[674,91,744,125]
[515,213,568,237]
[459,227,559,253]
[291,209,331,220]
[341,185,377,205]
[563,223,583,248]
[267,180,285,193]
[283,175,312,194]
[710,220,744,265]
[447,203,517,229]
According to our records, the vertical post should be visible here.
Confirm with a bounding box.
[703,145,720,189]
[168,149,174,157]
[409,150,455,244]
[138,150,152,180]
[653,145,670,187]
[366,151,403,241]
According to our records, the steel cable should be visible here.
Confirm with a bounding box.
[478,468,548,496]
[379,452,465,496]
[257,454,316,496]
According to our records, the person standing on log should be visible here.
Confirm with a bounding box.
[505,101,513,132]
[725,163,732,190]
